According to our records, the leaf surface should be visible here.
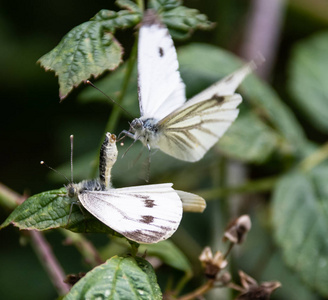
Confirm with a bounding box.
[0,187,118,235]
[64,256,162,300]
[288,31,328,132]
[272,165,328,296]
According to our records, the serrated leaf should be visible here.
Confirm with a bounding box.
[218,111,279,163]
[38,9,141,100]
[272,166,328,296]
[140,240,192,273]
[178,44,307,155]
[148,0,213,39]
[288,31,328,133]
[0,187,118,235]
[116,0,140,12]
[64,256,162,300]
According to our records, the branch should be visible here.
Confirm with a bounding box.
[30,231,70,295]
[240,0,286,79]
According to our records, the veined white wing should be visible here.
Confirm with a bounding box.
[156,94,241,161]
[154,63,254,161]
[78,183,183,244]
[138,10,186,120]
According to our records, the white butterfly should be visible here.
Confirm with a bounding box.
[67,133,205,244]
[121,10,256,162]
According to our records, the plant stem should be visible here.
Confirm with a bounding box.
[299,141,328,173]
[30,231,70,295]
[194,176,278,201]
[176,279,215,300]
[90,39,138,178]
[0,183,70,295]
[136,0,144,12]
[0,182,25,209]
[104,39,138,134]
[60,229,103,268]
[173,271,193,297]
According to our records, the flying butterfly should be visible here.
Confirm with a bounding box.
[67,133,206,244]
[121,10,257,162]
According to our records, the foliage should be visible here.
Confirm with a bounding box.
[1,0,328,299]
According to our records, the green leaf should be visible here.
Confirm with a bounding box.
[140,240,192,273]
[64,256,162,300]
[38,8,141,100]
[0,188,118,235]
[272,165,328,296]
[218,111,280,164]
[178,43,307,155]
[148,0,213,39]
[288,31,328,132]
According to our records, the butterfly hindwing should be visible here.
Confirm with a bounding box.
[138,10,186,120]
[156,94,242,161]
[78,183,183,244]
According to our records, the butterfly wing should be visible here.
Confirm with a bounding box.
[154,63,254,161]
[138,10,186,120]
[78,183,183,244]
[155,94,241,161]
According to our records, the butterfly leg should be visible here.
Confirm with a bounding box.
[145,144,151,182]
[118,130,135,140]
[66,201,88,233]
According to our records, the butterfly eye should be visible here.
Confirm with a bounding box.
[131,119,143,130]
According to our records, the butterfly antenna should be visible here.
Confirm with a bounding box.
[70,135,74,182]
[40,161,70,183]
[86,80,133,118]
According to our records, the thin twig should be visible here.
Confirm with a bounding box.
[61,229,103,268]
[240,0,286,80]
[0,183,70,295]
[30,231,70,295]
[0,182,26,208]
[176,279,215,300]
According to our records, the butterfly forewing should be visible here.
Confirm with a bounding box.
[138,10,186,120]
[157,94,242,161]
[78,183,183,244]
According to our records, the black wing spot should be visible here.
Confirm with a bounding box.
[144,199,156,208]
[141,215,154,224]
[159,47,164,57]
[211,94,225,103]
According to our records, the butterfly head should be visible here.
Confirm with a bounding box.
[66,182,78,198]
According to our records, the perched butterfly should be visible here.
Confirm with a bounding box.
[121,10,256,162]
[67,133,205,244]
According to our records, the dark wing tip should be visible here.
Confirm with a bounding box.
[142,9,163,27]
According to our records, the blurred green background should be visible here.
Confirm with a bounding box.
[1,0,328,299]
